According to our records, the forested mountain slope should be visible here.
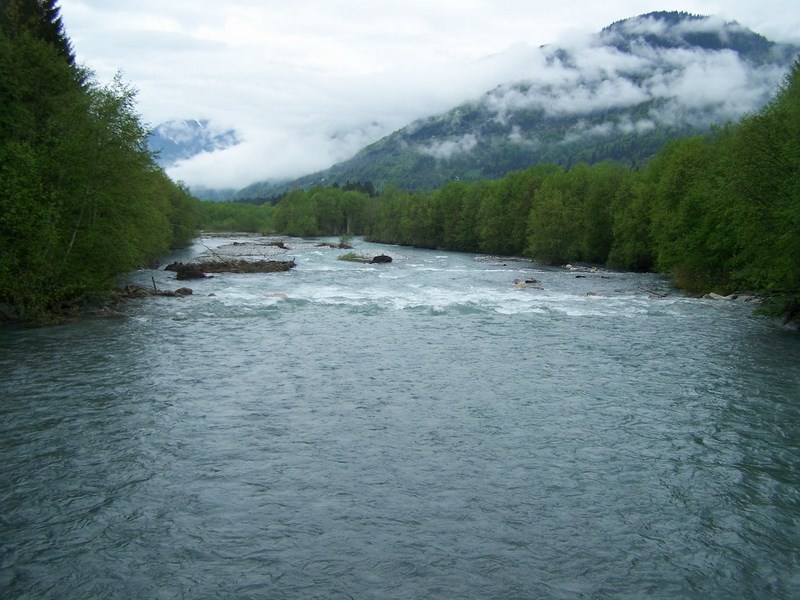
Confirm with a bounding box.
[208,57,799,321]
[238,11,799,199]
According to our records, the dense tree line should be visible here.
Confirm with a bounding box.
[1,0,199,320]
[197,201,273,233]
[7,3,794,324]
[209,58,798,312]
[366,60,799,305]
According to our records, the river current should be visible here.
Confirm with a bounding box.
[1,236,799,599]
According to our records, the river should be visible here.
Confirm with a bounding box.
[1,236,799,599]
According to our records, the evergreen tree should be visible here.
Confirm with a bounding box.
[0,0,75,65]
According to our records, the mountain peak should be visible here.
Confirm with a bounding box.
[236,13,799,199]
[148,119,240,168]
[599,11,779,61]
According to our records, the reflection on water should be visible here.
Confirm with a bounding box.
[1,237,799,598]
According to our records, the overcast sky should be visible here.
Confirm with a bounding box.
[58,1,800,189]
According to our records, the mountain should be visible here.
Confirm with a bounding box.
[148,119,240,169]
[237,12,799,199]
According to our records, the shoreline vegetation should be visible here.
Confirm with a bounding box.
[3,233,795,329]
[193,60,800,330]
[1,3,797,328]
[1,1,199,323]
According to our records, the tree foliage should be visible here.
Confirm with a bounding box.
[254,58,799,311]
[197,200,273,234]
[0,0,75,65]
[8,3,795,323]
[0,1,198,319]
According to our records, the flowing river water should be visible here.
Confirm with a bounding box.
[1,236,799,599]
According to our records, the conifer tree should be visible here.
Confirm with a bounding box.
[0,0,75,64]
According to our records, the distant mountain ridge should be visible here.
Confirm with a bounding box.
[237,11,799,199]
[148,119,240,169]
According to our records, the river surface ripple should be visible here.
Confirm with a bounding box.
[2,237,799,599]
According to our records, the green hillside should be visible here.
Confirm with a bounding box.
[237,11,799,200]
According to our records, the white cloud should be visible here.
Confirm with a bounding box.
[58,1,800,189]
[419,134,479,160]
[480,20,793,142]
[544,78,652,116]
[561,120,614,144]
[561,115,659,145]
[618,117,656,135]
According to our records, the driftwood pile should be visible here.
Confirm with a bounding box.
[164,259,296,280]
[119,283,194,298]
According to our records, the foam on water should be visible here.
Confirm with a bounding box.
[7,236,794,599]
[140,239,677,320]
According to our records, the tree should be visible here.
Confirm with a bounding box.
[607,174,654,271]
[526,166,585,264]
[580,162,629,264]
[725,59,800,294]
[434,181,467,249]
[1,5,199,319]
[0,0,76,65]
[476,166,557,256]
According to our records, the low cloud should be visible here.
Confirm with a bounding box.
[419,134,479,160]
[646,49,786,121]
[166,123,388,189]
[560,116,656,145]
[508,125,541,147]
[60,2,800,190]
[479,23,792,146]
[165,14,793,185]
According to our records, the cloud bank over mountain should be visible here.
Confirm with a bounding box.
[401,12,795,161]
[61,1,800,191]
[148,119,240,168]
[119,7,799,194]
[235,12,798,197]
